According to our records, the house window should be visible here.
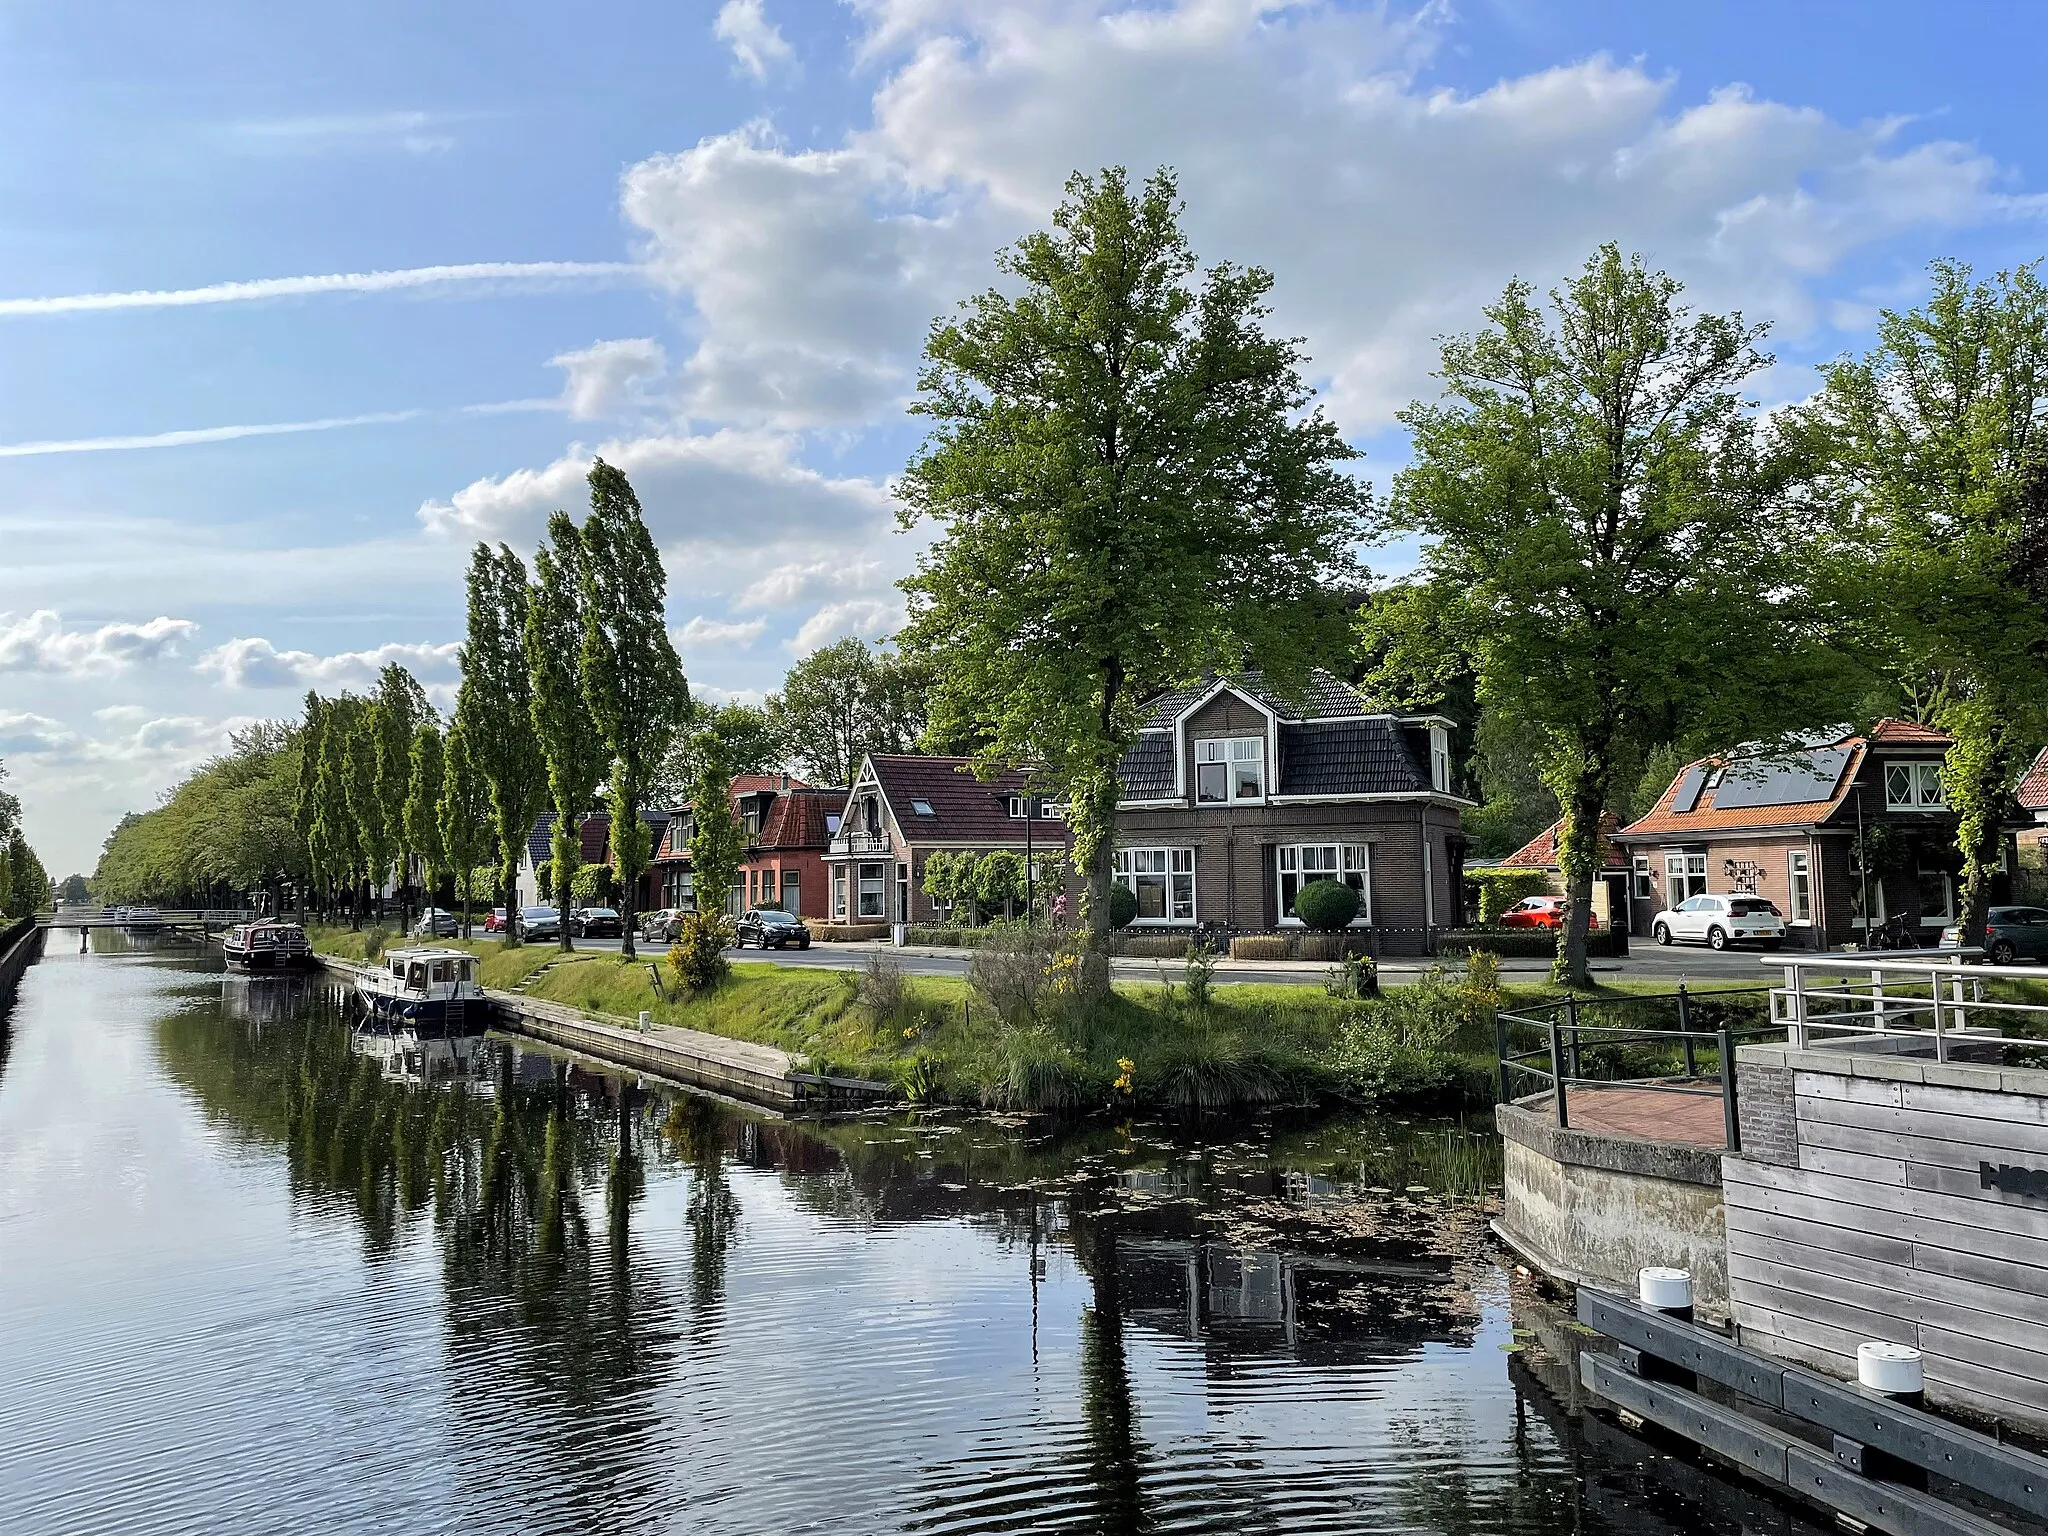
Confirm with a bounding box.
[1113,848,1195,923]
[741,801,762,837]
[1850,868,1885,930]
[1886,762,1947,810]
[1430,726,1450,793]
[912,799,935,818]
[1916,867,1954,926]
[1277,844,1371,925]
[1665,850,1707,908]
[781,869,801,917]
[1196,737,1264,803]
[897,862,909,923]
[676,871,695,913]
[1632,856,1656,902]
[1006,795,1060,819]
[857,863,886,919]
[831,867,847,921]
[1787,851,1813,923]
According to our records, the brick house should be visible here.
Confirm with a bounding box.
[1487,813,1631,929]
[517,809,673,913]
[2019,746,2048,895]
[1613,719,1997,949]
[649,773,848,919]
[1110,671,1471,950]
[823,755,1070,925]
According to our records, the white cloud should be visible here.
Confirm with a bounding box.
[0,710,79,756]
[0,611,198,675]
[196,637,463,692]
[674,615,767,649]
[417,428,892,545]
[552,337,668,419]
[0,260,636,319]
[789,598,907,654]
[736,557,893,609]
[691,682,768,707]
[229,110,468,155]
[715,1,795,81]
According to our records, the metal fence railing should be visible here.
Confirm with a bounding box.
[1494,984,1781,1152]
[1769,951,2048,1063]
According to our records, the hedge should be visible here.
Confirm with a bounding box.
[1436,926,1626,959]
[1225,931,1375,962]
[810,922,892,942]
[1467,868,1554,925]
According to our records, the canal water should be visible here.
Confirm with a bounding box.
[0,938,1837,1534]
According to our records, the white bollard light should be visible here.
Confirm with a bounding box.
[1857,1342,1924,1399]
[1638,1267,1693,1315]
[638,1010,652,1033]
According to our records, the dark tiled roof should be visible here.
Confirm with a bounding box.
[1139,669,1370,728]
[1275,720,1427,795]
[869,756,1070,844]
[1118,735,1175,799]
[1615,724,1940,839]
[528,809,666,867]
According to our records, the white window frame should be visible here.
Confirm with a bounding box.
[1195,737,1265,804]
[831,866,848,922]
[1665,850,1707,908]
[1006,794,1061,820]
[1786,850,1813,924]
[1112,847,1196,924]
[1885,760,1948,810]
[856,862,887,920]
[1276,843,1372,926]
[896,861,910,923]
[1632,855,1656,902]
[1916,866,1955,927]
[1429,726,1451,794]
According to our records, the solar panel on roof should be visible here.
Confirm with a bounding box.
[1708,748,1852,809]
[1670,766,1708,813]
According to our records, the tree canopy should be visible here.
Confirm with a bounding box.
[766,636,929,789]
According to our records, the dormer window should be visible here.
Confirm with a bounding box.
[1885,762,1946,810]
[1430,726,1451,793]
[1196,737,1264,802]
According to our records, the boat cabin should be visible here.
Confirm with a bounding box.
[383,948,479,991]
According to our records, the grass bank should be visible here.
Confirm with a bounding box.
[303,924,558,991]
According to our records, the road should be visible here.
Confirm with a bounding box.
[490,933,1792,988]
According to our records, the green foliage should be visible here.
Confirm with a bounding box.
[57,873,90,903]
[1382,244,1854,985]
[1292,878,1360,931]
[458,543,546,938]
[403,722,446,890]
[525,511,609,944]
[370,664,430,895]
[971,849,1026,916]
[571,863,617,906]
[437,721,493,930]
[1181,941,1218,1010]
[764,636,929,789]
[579,460,691,950]
[1468,868,1552,925]
[685,727,745,928]
[665,910,732,993]
[1324,953,1379,1000]
[655,702,785,805]
[1105,882,1139,930]
[896,166,1368,991]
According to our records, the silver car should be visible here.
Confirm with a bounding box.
[1653,893,1785,951]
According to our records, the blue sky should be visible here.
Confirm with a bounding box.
[2,0,2044,874]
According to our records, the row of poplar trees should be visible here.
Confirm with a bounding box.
[294,461,690,956]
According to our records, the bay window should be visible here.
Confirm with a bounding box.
[1113,847,1195,923]
[1277,843,1371,924]
[857,862,886,919]
[1196,737,1265,803]
[1665,850,1707,907]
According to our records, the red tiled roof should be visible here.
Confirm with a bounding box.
[1867,717,1953,746]
[2021,746,2048,812]
[869,755,1071,844]
[1501,814,1629,870]
[758,787,846,850]
[1620,740,1862,838]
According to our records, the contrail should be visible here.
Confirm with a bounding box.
[0,260,637,318]
[0,410,428,458]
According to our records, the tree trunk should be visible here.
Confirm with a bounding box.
[553,816,578,954]
[1551,773,1610,989]
[1074,767,1119,999]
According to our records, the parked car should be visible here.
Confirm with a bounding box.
[413,907,459,938]
[1652,893,1784,950]
[735,907,811,950]
[514,905,562,940]
[1941,906,2048,965]
[483,907,509,933]
[640,908,686,942]
[1499,895,1567,930]
[572,907,623,938]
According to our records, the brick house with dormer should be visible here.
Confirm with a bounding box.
[649,773,848,919]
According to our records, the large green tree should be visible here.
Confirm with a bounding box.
[405,721,447,909]
[437,719,493,938]
[685,727,745,930]
[459,543,547,945]
[896,167,1366,991]
[1384,245,1851,985]
[1797,260,2048,944]
[578,461,691,958]
[765,637,927,788]
[526,513,609,951]
[372,664,431,925]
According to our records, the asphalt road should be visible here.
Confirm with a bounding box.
[494,933,1791,988]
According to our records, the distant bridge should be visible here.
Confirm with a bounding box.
[37,908,254,938]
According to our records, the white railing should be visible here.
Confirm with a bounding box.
[829,832,892,856]
[1768,951,2048,1062]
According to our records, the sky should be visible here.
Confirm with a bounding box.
[1,0,2044,876]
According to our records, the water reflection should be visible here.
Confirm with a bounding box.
[0,947,1840,1536]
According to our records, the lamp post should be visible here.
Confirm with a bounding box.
[1854,783,1872,946]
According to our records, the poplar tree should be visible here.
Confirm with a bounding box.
[373,664,431,927]
[343,694,385,921]
[438,719,492,938]
[525,513,608,951]
[897,167,1366,994]
[315,694,368,925]
[294,692,326,913]
[405,722,447,911]
[458,544,546,945]
[578,461,690,958]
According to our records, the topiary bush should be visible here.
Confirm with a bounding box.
[1106,882,1139,929]
[1293,878,1360,931]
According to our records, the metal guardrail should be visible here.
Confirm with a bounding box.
[1494,984,1781,1151]
[1768,950,2048,1063]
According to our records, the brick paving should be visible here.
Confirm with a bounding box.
[1557,1082,1729,1148]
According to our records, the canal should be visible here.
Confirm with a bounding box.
[0,938,1837,1534]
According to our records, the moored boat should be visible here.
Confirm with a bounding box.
[221,920,313,971]
[355,947,485,1032]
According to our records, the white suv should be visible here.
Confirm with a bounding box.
[1653,893,1785,951]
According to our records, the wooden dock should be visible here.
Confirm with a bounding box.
[314,954,894,1113]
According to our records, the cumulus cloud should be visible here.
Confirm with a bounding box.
[416,428,892,545]
[673,615,767,649]
[0,710,78,756]
[196,637,463,691]
[789,598,907,654]
[737,557,894,609]
[614,2,2043,437]
[0,707,255,766]
[715,0,795,81]
[552,337,667,419]
[0,610,197,675]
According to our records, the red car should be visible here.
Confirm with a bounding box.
[1499,895,1568,930]
[482,907,509,933]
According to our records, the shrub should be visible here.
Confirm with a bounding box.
[1293,878,1361,932]
[1106,882,1139,929]
[1469,868,1553,925]
[572,863,617,906]
[1106,932,1187,958]
[1437,927,1625,959]
[1230,935,1292,961]
[1293,931,1372,961]
[969,922,1068,1027]
[362,925,391,961]
[665,910,732,992]
[1143,1032,1299,1112]
[856,952,908,1024]
[1182,941,1218,1010]
[1325,954,1379,1000]
[983,1030,1092,1111]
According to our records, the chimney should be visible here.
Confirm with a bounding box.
[780,772,790,792]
